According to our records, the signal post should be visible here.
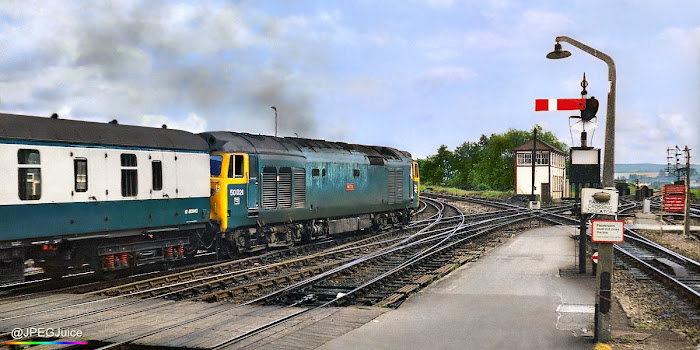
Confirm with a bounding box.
[536,66,618,342]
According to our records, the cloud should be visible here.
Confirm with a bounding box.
[418,30,515,63]
[417,0,456,9]
[141,113,208,133]
[616,112,697,163]
[0,2,323,137]
[415,66,477,91]
[518,10,574,33]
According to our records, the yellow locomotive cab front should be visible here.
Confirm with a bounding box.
[412,161,420,205]
[209,152,249,232]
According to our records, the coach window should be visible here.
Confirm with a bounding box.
[18,149,41,200]
[74,158,88,192]
[121,154,138,197]
[353,169,360,178]
[152,161,163,191]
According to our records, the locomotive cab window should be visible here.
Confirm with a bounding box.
[353,169,360,178]
[210,155,223,177]
[152,161,163,191]
[234,155,244,178]
[18,149,41,200]
[312,169,320,177]
[74,158,88,192]
[228,155,245,179]
[120,153,138,197]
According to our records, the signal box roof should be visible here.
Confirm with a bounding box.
[513,139,566,155]
[201,131,412,160]
[0,113,209,151]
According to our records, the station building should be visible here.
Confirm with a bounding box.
[513,139,568,201]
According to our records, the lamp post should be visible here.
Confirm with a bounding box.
[271,106,278,137]
[547,36,616,188]
[547,36,616,343]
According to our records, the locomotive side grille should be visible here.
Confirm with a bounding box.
[293,167,306,208]
[388,168,403,204]
[394,169,403,204]
[388,168,396,204]
[278,167,292,209]
[262,167,277,209]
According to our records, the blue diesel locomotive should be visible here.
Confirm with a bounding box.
[0,113,419,284]
[202,131,420,256]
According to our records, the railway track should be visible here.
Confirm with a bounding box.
[540,211,700,323]
[1,196,538,349]
[194,197,540,349]
[438,193,700,321]
[5,193,692,349]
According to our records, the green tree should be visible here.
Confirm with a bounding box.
[449,141,481,188]
[418,125,568,191]
[419,145,454,185]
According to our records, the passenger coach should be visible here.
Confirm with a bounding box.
[0,113,210,282]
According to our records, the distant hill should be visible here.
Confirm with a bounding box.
[615,164,699,173]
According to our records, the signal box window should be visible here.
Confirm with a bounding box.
[74,159,88,192]
[121,154,138,197]
[517,153,532,165]
[152,161,163,191]
[18,149,41,200]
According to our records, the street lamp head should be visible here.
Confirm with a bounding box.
[546,42,572,59]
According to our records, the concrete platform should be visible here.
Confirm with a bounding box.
[317,225,597,350]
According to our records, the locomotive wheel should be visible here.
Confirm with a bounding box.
[219,239,239,260]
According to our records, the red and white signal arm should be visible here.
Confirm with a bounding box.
[535,98,586,111]
[591,220,625,243]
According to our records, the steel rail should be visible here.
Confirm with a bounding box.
[209,207,535,349]
[89,198,454,350]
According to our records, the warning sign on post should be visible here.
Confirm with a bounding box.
[591,220,625,243]
[581,188,619,215]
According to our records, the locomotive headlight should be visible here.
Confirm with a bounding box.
[215,184,220,193]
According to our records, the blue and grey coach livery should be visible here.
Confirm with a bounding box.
[0,113,210,282]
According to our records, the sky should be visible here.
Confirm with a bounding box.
[0,0,698,164]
